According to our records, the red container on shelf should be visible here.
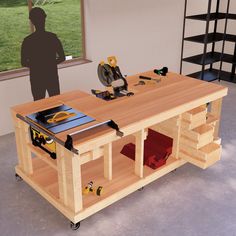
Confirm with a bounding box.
[120,129,173,170]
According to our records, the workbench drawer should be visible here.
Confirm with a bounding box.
[182,106,207,130]
[179,143,221,169]
[181,124,214,149]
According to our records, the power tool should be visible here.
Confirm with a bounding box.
[96,56,134,99]
[83,181,104,196]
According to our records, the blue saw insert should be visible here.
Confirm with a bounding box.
[26,105,95,134]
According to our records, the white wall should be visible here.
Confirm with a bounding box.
[0,0,185,135]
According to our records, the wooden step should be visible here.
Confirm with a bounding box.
[182,106,207,130]
[181,124,214,149]
[206,112,219,125]
[179,143,221,169]
[180,142,221,161]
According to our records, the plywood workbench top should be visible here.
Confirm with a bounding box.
[11,71,228,145]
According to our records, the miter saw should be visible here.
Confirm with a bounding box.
[92,56,134,100]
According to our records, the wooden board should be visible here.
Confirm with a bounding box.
[11,72,228,150]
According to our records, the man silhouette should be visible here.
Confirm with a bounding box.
[21,7,65,101]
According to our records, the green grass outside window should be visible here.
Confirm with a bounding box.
[0,0,83,72]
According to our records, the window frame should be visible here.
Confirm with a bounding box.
[0,0,89,82]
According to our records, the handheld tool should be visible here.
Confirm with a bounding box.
[134,80,146,86]
[83,181,104,196]
[139,75,161,83]
[153,67,168,76]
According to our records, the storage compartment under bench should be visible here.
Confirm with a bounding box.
[182,105,207,130]
[180,124,214,149]
[179,104,221,169]
[179,142,221,169]
[120,129,173,170]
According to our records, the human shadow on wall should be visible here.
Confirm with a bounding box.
[21,7,65,101]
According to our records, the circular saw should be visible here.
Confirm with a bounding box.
[97,56,134,97]
[97,63,114,87]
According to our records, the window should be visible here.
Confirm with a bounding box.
[0,0,85,78]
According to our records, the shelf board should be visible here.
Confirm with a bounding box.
[183,53,236,66]
[218,70,236,83]
[183,52,221,65]
[80,134,184,209]
[227,13,236,20]
[31,158,59,196]
[187,69,219,81]
[184,33,224,44]
[185,13,236,21]
[225,34,236,42]
[186,12,226,21]
[81,154,183,209]
[188,69,236,83]
[222,53,236,65]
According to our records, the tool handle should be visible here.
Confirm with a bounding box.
[139,75,152,80]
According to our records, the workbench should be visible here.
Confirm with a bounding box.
[11,71,228,229]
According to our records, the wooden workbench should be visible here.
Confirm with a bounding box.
[11,71,228,229]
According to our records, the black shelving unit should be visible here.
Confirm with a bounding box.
[182,52,222,65]
[220,8,236,82]
[180,0,236,83]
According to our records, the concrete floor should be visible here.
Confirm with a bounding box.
[0,80,236,236]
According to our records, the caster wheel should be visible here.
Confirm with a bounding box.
[138,187,144,191]
[171,169,177,173]
[70,221,80,230]
[15,173,23,182]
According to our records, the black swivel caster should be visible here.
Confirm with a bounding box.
[70,221,80,230]
[171,169,177,173]
[15,173,23,182]
[138,187,144,191]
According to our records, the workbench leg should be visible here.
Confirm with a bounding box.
[14,125,24,170]
[134,130,145,178]
[14,120,33,175]
[172,115,182,159]
[211,98,223,138]
[57,144,83,213]
[104,143,112,180]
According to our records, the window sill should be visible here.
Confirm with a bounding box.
[0,58,92,82]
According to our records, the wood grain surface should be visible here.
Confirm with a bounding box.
[11,71,228,148]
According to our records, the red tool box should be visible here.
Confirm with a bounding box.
[120,129,173,169]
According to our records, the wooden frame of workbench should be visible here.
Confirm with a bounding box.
[11,72,228,228]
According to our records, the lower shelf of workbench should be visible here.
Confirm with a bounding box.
[15,151,186,223]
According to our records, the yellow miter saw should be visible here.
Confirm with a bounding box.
[92,56,134,100]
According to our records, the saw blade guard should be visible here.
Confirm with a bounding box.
[97,63,114,87]
[96,57,134,98]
